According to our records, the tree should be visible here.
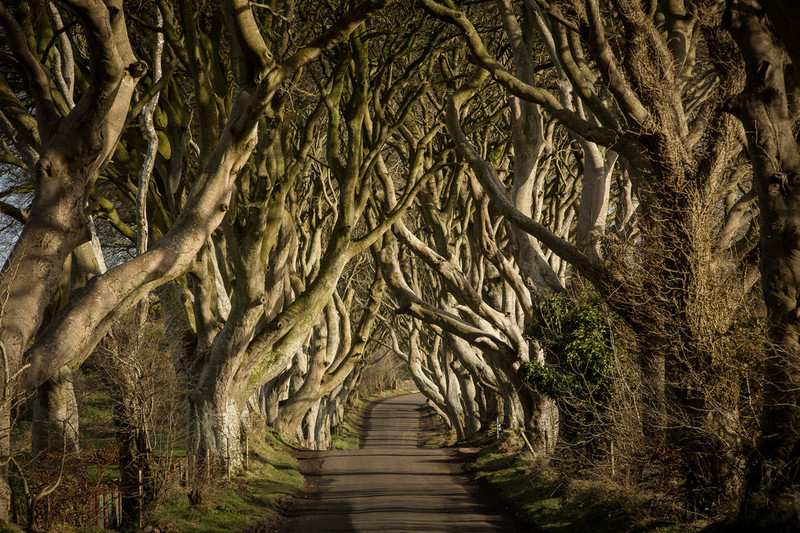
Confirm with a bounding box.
[0,0,394,517]
[417,0,757,515]
[0,1,144,515]
[727,0,800,517]
[5,0,800,527]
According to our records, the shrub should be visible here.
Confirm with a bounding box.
[519,290,627,450]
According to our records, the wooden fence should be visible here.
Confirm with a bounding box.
[89,457,189,530]
[89,437,248,530]
[91,483,121,529]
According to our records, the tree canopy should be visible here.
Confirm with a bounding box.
[0,0,799,528]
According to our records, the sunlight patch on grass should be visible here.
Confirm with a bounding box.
[470,432,703,533]
[146,431,304,532]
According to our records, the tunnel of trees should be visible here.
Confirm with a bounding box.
[0,0,799,528]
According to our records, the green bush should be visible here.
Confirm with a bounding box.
[519,290,623,442]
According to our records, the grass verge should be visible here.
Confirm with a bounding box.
[463,429,703,533]
[145,431,303,532]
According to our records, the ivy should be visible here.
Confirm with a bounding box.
[519,290,621,433]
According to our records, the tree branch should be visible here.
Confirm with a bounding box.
[445,73,610,288]
[0,4,58,137]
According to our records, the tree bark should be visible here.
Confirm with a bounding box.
[0,0,143,393]
[190,392,245,472]
[31,366,79,458]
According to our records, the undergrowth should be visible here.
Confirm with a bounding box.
[464,430,704,533]
[144,431,303,532]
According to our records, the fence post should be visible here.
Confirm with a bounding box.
[245,434,249,470]
[97,493,104,529]
[138,467,144,529]
[206,448,211,481]
[226,438,231,480]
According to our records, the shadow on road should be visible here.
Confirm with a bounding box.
[268,393,522,533]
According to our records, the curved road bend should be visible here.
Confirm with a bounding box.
[281,392,514,532]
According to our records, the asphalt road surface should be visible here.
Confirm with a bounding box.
[280,392,514,532]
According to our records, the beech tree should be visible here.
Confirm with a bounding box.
[4,0,800,527]
[0,1,145,516]
[0,0,394,517]
[415,0,758,515]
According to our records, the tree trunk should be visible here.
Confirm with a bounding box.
[575,146,617,262]
[640,344,667,443]
[302,400,321,448]
[728,0,800,514]
[442,362,466,442]
[453,361,481,435]
[0,4,142,517]
[31,366,79,458]
[0,407,9,519]
[114,389,152,527]
[190,392,245,476]
[263,371,291,430]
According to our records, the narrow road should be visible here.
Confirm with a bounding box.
[279,392,514,532]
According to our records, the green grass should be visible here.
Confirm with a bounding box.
[150,388,415,529]
[466,430,703,533]
[146,430,304,532]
